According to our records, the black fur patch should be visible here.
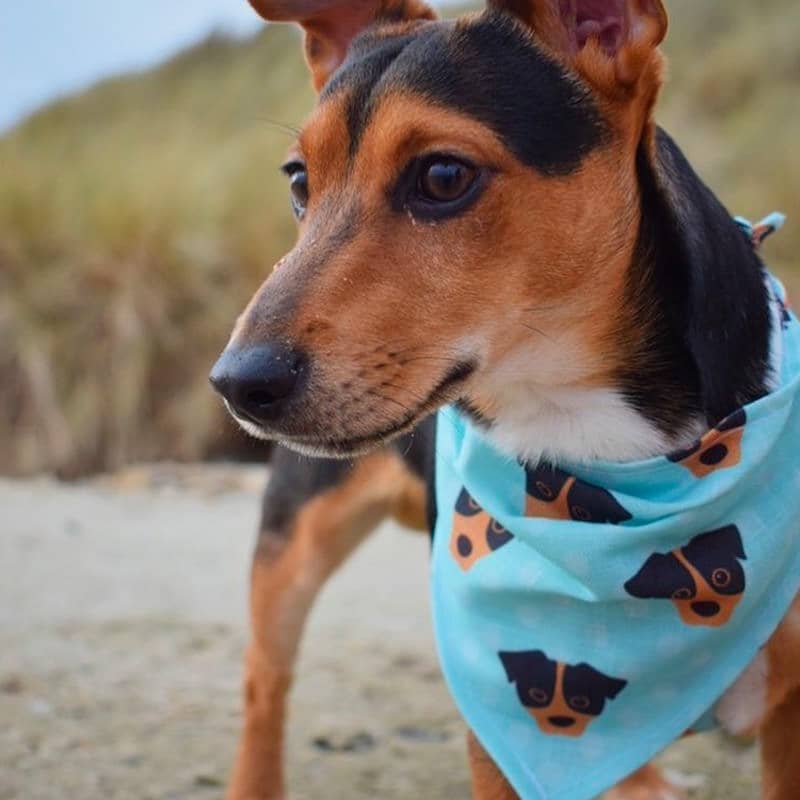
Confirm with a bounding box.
[323,32,419,159]
[617,129,771,436]
[394,415,437,538]
[259,446,354,539]
[322,12,606,175]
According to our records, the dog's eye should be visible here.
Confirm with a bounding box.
[418,158,476,203]
[282,160,308,220]
[396,154,484,222]
[528,687,549,704]
[290,171,309,219]
[712,568,732,588]
[672,587,692,600]
[569,695,591,711]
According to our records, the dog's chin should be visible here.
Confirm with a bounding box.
[226,361,476,458]
[228,409,417,458]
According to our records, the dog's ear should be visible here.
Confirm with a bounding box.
[602,673,627,700]
[525,463,571,502]
[685,525,747,562]
[249,0,436,90]
[499,649,549,682]
[624,552,693,599]
[488,0,667,93]
[566,480,632,525]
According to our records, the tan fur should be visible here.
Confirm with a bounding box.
[226,451,426,800]
[467,730,519,800]
[759,597,800,800]
[226,1,800,798]
[248,0,436,89]
[233,93,648,455]
[761,692,800,800]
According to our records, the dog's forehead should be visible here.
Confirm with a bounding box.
[316,11,607,175]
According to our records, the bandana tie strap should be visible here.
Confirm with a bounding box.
[735,212,787,250]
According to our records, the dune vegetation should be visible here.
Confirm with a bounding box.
[1,0,797,476]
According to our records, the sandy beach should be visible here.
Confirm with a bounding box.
[0,464,760,799]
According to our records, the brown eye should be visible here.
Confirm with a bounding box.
[536,481,554,499]
[418,158,477,203]
[528,687,549,704]
[712,568,731,588]
[282,160,308,219]
[672,587,692,600]
[490,520,506,534]
[468,496,480,511]
[290,171,309,218]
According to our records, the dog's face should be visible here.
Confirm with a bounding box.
[450,487,514,571]
[211,0,669,458]
[525,464,631,524]
[667,409,746,478]
[500,650,626,737]
[625,525,747,627]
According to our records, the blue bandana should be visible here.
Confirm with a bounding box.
[431,260,800,799]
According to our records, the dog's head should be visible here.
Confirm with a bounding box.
[667,409,747,478]
[500,650,626,737]
[624,525,747,626]
[210,0,669,457]
[450,487,514,570]
[525,463,631,523]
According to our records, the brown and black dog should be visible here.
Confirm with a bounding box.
[209,1,800,798]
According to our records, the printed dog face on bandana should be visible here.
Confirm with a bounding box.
[499,650,626,737]
[667,409,746,478]
[450,488,514,571]
[624,525,747,627]
[525,464,632,524]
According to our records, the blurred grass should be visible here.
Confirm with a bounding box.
[0,0,797,476]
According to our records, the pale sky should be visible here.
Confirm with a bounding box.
[1,1,263,132]
[1,1,458,134]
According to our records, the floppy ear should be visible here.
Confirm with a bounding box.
[566,480,632,524]
[488,0,667,92]
[624,552,691,599]
[602,673,627,700]
[249,0,436,90]
[685,525,747,562]
[499,650,549,682]
[571,662,627,699]
[525,463,571,501]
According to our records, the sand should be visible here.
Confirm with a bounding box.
[0,464,760,799]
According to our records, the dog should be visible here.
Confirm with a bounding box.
[625,525,747,627]
[500,650,627,738]
[451,487,514,571]
[209,0,800,797]
[525,464,632,523]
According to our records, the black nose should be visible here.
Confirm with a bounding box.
[547,716,576,728]
[690,601,721,618]
[209,344,305,424]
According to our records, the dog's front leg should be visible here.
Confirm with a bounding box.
[759,594,800,800]
[468,731,686,800]
[226,449,425,800]
[467,730,520,800]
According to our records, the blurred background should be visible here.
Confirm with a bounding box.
[0,1,797,799]
[2,0,797,479]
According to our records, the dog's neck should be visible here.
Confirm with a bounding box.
[473,128,774,466]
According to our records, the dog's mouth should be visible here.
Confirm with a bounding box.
[230,360,476,457]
